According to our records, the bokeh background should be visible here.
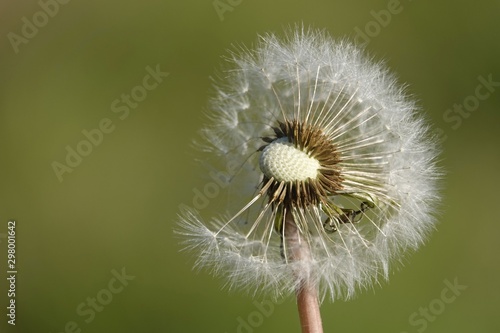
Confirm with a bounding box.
[1,0,499,332]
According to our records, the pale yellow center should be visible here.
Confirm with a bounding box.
[259,138,320,182]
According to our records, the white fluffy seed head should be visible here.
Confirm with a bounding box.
[177,26,441,302]
[259,138,320,182]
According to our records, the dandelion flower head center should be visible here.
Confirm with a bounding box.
[259,137,320,182]
[258,119,343,209]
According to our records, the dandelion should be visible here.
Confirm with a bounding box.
[177,27,440,332]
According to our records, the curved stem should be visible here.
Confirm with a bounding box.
[284,210,324,333]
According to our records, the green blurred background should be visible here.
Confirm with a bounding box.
[1,0,499,332]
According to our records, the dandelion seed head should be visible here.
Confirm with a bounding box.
[177,27,441,301]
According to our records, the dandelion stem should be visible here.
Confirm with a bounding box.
[284,210,324,333]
